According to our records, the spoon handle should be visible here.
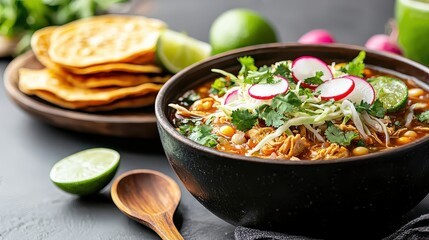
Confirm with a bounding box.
[150,213,184,240]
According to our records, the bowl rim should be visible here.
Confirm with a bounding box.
[155,42,429,165]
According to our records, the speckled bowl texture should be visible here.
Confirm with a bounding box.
[155,43,429,237]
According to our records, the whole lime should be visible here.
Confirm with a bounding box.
[210,8,278,55]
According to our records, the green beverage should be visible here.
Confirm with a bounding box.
[396,0,429,65]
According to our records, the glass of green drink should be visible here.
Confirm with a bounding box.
[396,0,429,65]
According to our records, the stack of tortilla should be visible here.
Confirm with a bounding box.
[18,15,170,112]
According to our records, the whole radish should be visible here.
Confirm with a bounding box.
[365,20,402,55]
[298,29,335,44]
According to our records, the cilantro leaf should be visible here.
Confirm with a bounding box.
[273,62,292,80]
[325,122,359,146]
[340,51,366,77]
[368,100,386,118]
[245,65,275,84]
[258,105,286,128]
[271,92,302,114]
[238,56,258,78]
[209,77,231,96]
[354,99,386,118]
[418,110,429,123]
[304,71,324,85]
[231,109,258,132]
[178,90,200,107]
[178,120,218,148]
[188,125,218,148]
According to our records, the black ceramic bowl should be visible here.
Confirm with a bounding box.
[155,43,429,237]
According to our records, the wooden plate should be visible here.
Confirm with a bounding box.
[4,51,159,138]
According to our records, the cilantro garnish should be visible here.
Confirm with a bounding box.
[271,92,302,113]
[245,65,280,84]
[256,92,301,128]
[304,71,324,85]
[238,56,258,78]
[325,122,359,146]
[178,121,218,148]
[258,105,286,128]
[417,110,429,123]
[340,51,366,77]
[273,62,292,81]
[354,99,386,118]
[209,77,231,96]
[178,90,200,107]
[231,109,258,132]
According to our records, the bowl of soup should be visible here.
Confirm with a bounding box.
[155,43,429,237]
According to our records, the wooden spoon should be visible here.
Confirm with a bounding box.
[111,169,183,240]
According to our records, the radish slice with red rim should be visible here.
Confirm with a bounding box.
[315,77,355,101]
[344,76,375,104]
[292,56,333,89]
[248,76,289,100]
[224,89,239,105]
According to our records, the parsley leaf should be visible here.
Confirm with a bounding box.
[238,56,258,78]
[340,51,366,77]
[325,122,359,146]
[231,109,258,132]
[271,92,302,114]
[418,110,429,123]
[354,99,386,118]
[304,71,324,85]
[258,105,286,128]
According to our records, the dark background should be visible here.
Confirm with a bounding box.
[1,0,417,239]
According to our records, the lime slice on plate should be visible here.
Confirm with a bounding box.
[368,76,408,112]
[50,148,120,196]
[156,29,211,73]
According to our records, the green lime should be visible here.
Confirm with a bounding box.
[156,29,211,73]
[368,76,408,112]
[209,8,278,55]
[50,148,120,196]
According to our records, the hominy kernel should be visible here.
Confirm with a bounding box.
[403,130,418,139]
[219,125,235,137]
[396,137,412,145]
[408,88,425,98]
[352,147,369,156]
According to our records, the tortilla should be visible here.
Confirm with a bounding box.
[31,25,162,75]
[48,15,167,68]
[33,90,157,111]
[65,72,170,88]
[19,68,162,104]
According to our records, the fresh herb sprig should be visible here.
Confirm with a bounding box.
[340,51,366,77]
[325,122,359,146]
[178,121,218,148]
[355,99,386,118]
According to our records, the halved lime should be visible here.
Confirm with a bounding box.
[156,29,211,73]
[368,76,408,112]
[50,148,120,196]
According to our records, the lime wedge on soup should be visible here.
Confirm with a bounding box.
[50,148,120,196]
[156,29,211,73]
[369,76,408,112]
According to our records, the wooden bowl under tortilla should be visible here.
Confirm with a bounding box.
[4,51,158,138]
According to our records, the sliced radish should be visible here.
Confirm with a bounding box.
[291,56,333,89]
[315,77,355,101]
[224,89,239,105]
[344,76,375,104]
[248,76,289,100]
